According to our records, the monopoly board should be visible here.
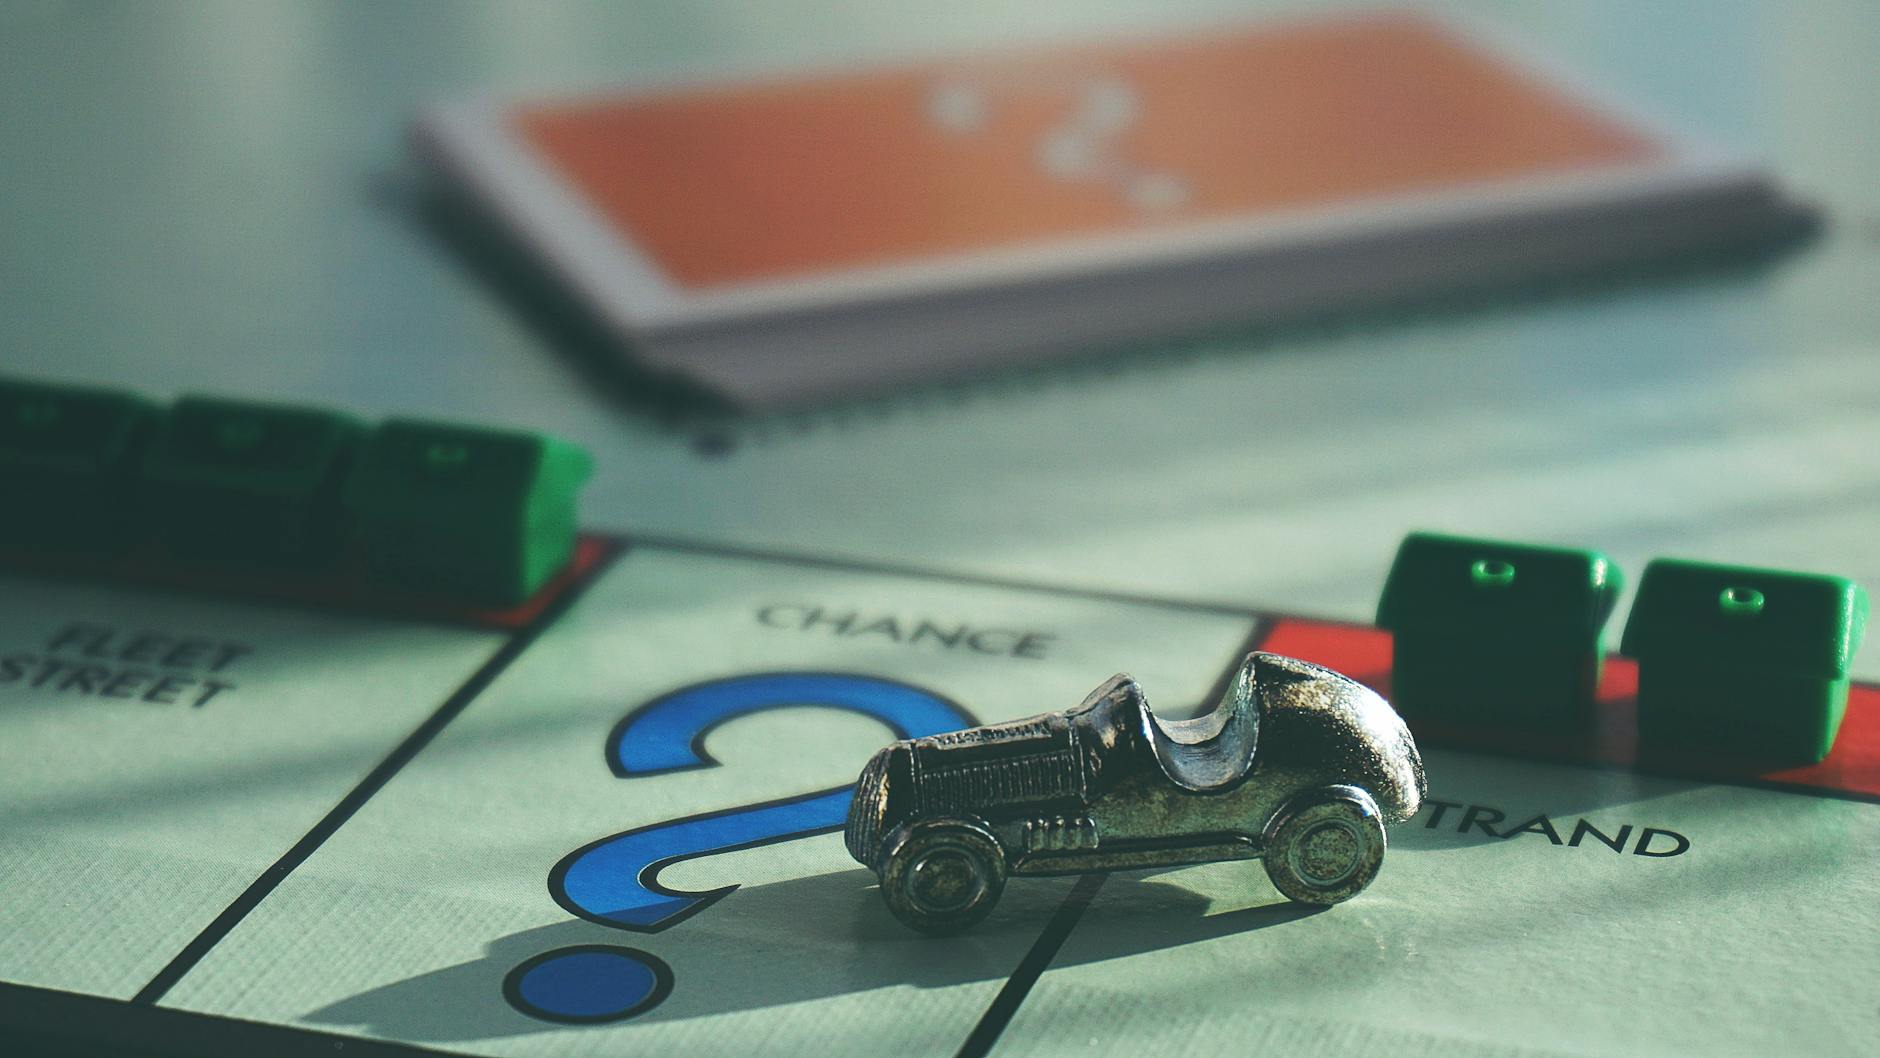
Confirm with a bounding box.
[2,534,1876,1058]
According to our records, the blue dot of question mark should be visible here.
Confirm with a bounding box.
[507,672,973,1024]
[503,945,672,1024]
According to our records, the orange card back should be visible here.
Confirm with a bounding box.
[512,13,1658,290]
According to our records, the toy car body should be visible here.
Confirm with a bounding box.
[845,651,1426,933]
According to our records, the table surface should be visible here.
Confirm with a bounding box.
[5,0,1879,674]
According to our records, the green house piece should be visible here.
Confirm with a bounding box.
[348,418,592,605]
[141,396,364,567]
[1377,532,1623,732]
[0,377,157,552]
[1621,559,1868,765]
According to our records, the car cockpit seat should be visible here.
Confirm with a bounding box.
[1064,659,1261,794]
[1137,655,1262,792]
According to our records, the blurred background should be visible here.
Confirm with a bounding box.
[3,0,1877,671]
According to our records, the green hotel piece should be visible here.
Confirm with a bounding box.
[1622,559,1868,764]
[1377,532,1623,732]
[348,418,592,605]
[141,396,364,566]
[0,377,158,551]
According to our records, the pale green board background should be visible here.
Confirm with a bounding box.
[3,0,1878,679]
[0,573,502,998]
[159,549,1259,1055]
[1003,752,1880,1058]
[3,1,1879,1055]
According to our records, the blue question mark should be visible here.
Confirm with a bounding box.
[503,672,975,1024]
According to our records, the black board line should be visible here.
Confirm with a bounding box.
[6,528,1878,1054]
[945,620,1268,1057]
[127,541,625,1006]
[2,980,455,1058]
[953,872,1109,1058]
[1424,743,1880,809]
[623,531,1270,620]
[624,531,1880,808]
[0,539,619,636]
[0,558,548,637]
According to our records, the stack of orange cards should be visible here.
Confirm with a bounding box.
[414,10,1806,408]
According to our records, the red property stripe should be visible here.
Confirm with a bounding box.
[0,534,617,632]
[1257,616,1880,801]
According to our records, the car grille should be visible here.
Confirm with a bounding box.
[915,749,1081,815]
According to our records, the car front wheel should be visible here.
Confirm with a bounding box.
[1262,785,1386,905]
[877,817,1007,935]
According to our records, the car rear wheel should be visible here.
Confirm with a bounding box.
[1262,785,1386,905]
[878,818,1006,935]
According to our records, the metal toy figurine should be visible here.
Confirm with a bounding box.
[845,652,1427,934]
